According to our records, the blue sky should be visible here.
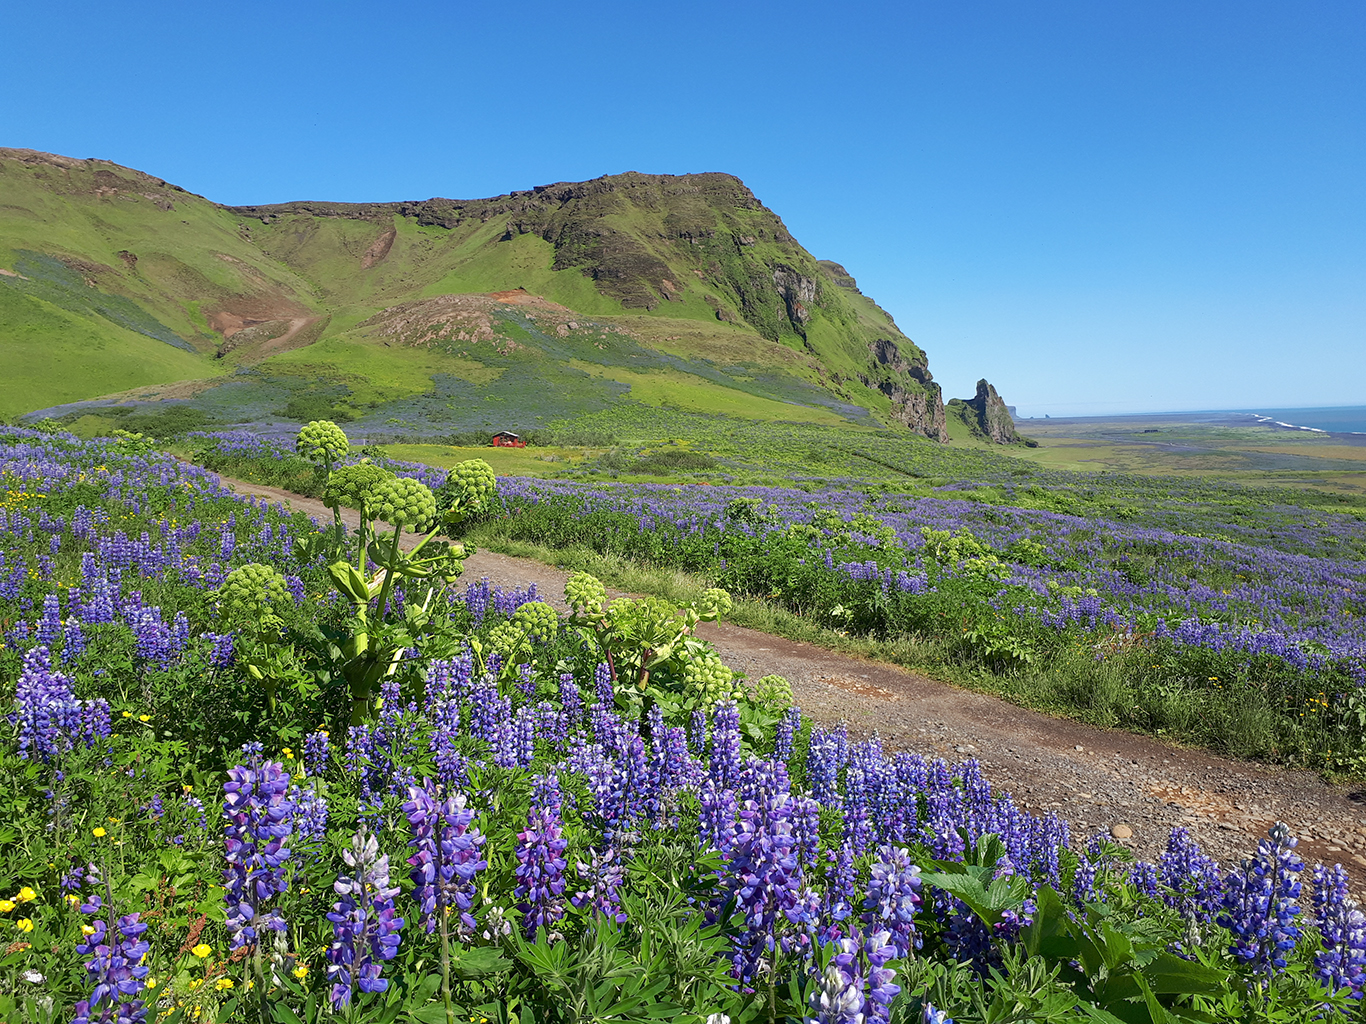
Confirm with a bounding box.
[5,0,1363,416]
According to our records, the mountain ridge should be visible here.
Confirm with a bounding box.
[0,148,976,442]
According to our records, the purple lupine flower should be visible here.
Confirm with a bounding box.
[403,780,487,937]
[1218,822,1303,979]
[709,701,742,790]
[719,793,805,983]
[289,781,330,852]
[558,672,582,727]
[688,709,708,755]
[864,844,923,958]
[808,933,864,1023]
[1159,826,1222,921]
[326,828,405,1008]
[62,618,87,663]
[774,705,802,762]
[1130,860,1160,899]
[1312,863,1366,999]
[1073,855,1099,905]
[571,847,628,923]
[11,645,109,762]
[200,631,236,668]
[71,912,151,1024]
[35,593,62,647]
[699,779,739,856]
[302,729,330,776]
[922,1005,954,1024]
[514,775,569,940]
[594,661,614,705]
[222,743,294,949]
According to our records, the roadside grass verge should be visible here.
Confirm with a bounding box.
[468,532,1319,773]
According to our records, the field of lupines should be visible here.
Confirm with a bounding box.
[6,423,1366,1023]
[183,429,1366,765]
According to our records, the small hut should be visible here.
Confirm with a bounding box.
[490,431,525,448]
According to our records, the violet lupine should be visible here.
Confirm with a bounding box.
[222,743,295,949]
[774,706,802,762]
[571,847,628,924]
[807,927,901,1024]
[326,828,405,1008]
[558,672,582,726]
[807,934,865,1023]
[863,845,923,959]
[709,701,743,789]
[71,912,151,1024]
[1158,826,1223,921]
[721,793,806,983]
[1312,863,1366,1000]
[403,780,488,937]
[11,645,109,762]
[302,729,331,776]
[594,661,614,705]
[514,775,569,940]
[1217,822,1303,979]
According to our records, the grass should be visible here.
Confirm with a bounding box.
[565,362,853,424]
[382,442,599,475]
[0,287,210,418]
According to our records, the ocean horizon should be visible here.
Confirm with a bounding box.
[1019,405,1366,434]
[1234,405,1366,435]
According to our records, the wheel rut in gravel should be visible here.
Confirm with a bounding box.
[221,474,1366,883]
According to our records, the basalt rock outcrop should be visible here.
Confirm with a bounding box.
[952,379,1026,444]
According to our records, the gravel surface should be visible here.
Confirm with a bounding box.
[225,475,1366,883]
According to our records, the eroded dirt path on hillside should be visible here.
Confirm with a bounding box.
[222,475,1366,880]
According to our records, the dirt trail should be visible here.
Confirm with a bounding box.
[222,475,1366,880]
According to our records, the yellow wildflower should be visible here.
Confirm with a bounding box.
[138,715,150,722]
[215,978,234,992]
[92,827,107,838]
[293,964,308,979]
[16,887,36,903]
[191,943,212,958]
[16,918,34,933]
[82,924,97,936]
[0,900,15,913]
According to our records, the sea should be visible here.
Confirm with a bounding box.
[1236,405,1366,435]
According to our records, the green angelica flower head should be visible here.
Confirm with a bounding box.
[565,572,607,618]
[217,563,292,626]
[296,420,349,466]
[439,459,497,514]
[512,601,559,643]
[368,476,437,530]
[682,647,744,706]
[697,587,733,622]
[324,463,394,513]
[754,674,794,713]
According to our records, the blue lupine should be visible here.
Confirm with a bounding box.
[326,828,405,1008]
[1218,822,1303,979]
[403,780,487,937]
[1312,863,1366,999]
[864,844,923,958]
[72,912,151,1024]
[514,775,569,939]
[222,743,295,949]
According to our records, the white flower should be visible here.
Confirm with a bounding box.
[21,969,44,984]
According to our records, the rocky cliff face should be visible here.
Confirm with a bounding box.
[957,379,1019,443]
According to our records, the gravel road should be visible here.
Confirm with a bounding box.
[224,475,1366,882]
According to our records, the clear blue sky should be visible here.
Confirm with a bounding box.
[6,1,1363,416]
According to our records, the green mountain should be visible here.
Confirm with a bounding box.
[0,147,951,440]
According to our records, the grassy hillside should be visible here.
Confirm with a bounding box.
[1,149,951,441]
